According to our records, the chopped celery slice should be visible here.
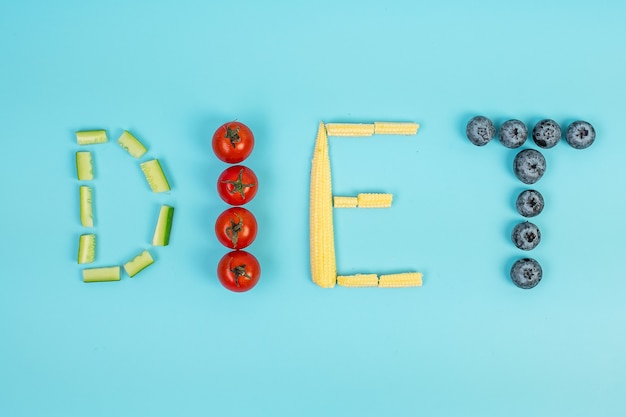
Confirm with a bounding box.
[152,205,174,246]
[76,151,94,180]
[79,186,94,227]
[82,266,121,283]
[76,130,107,145]
[140,159,171,193]
[118,130,148,158]
[78,234,96,264]
[123,250,154,277]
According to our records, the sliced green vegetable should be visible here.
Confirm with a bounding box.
[118,130,148,158]
[79,185,94,227]
[82,266,121,283]
[76,151,94,180]
[140,159,171,193]
[152,205,174,246]
[78,234,96,264]
[123,250,154,277]
[76,130,108,145]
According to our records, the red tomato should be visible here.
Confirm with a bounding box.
[212,121,254,163]
[217,165,258,206]
[215,207,258,249]
[217,250,261,292]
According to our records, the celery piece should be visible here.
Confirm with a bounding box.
[79,186,94,227]
[152,205,174,246]
[76,151,94,180]
[82,266,121,283]
[140,159,171,193]
[76,130,108,145]
[78,234,96,264]
[123,250,154,277]
[118,130,148,158]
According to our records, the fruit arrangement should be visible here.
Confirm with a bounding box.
[466,116,595,289]
[212,121,261,292]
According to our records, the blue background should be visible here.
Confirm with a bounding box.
[1,1,625,416]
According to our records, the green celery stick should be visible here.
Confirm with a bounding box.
[78,234,96,264]
[123,250,154,277]
[118,130,148,158]
[79,186,94,227]
[152,205,174,246]
[76,151,94,180]
[140,159,170,193]
[83,266,120,283]
[76,130,107,145]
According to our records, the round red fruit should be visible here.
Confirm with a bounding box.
[217,250,261,292]
[212,121,254,163]
[215,207,258,249]
[217,165,258,206]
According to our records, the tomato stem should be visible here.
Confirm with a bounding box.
[225,126,241,148]
[221,168,257,198]
[225,213,243,248]
[228,258,252,287]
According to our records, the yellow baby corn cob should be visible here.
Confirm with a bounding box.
[357,193,393,208]
[333,196,358,208]
[374,122,420,135]
[337,274,379,287]
[325,123,375,137]
[378,272,423,288]
[310,122,337,288]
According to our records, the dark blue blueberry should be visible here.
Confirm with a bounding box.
[565,120,595,149]
[466,116,495,146]
[532,119,561,149]
[511,221,541,251]
[498,119,528,148]
[510,258,542,289]
[516,189,545,218]
[513,149,546,184]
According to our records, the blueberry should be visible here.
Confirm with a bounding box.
[513,149,546,184]
[466,116,495,146]
[532,119,561,148]
[516,189,545,218]
[510,258,542,289]
[498,119,528,148]
[511,221,541,251]
[565,120,595,149]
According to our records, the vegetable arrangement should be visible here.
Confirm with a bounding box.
[70,115,596,292]
[74,129,175,282]
[212,121,261,292]
[309,121,423,289]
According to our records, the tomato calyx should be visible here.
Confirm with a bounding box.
[228,258,252,287]
[221,168,257,198]
[225,125,241,148]
[225,213,244,248]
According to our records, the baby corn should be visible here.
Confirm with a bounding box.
[378,272,423,288]
[374,122,420,135]
[357,193,393,208]
[325,123,375,137]
[337,274,379,287]
[310,123,337,288]
[333,196,358,208]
